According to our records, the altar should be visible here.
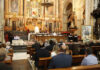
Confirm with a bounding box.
[28,33,66,42]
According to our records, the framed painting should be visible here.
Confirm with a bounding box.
[82,25,92,41]
[9,0,19,13]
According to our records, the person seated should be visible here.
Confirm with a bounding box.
[48,43,72,69]
[34,48,50,68]
[32,41,40,51]
[68,40,74,51]
[45,40,56,52]
[81,47,98,66]
[68,33,74,42]
[38,40,44,48]
[95,40,100,46]
[0,48,12,70]
[6,42,12,53]
[79,45,86,55]
[72,44,80,55]
[51,45,59,57]
[89,40,94,46]
[42,39,49,48]
[73,34,78,42]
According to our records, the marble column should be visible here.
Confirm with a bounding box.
[0,0,5,43]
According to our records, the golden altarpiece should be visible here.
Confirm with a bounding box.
[4,0,63,33]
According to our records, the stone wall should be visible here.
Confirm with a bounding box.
[0,0,4,43]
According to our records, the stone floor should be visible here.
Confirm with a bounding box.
[9,59,32,70]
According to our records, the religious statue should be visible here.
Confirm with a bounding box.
[67,12,77,30]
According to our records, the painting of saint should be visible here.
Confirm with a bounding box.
[82,26,92,41]
[10,0,18,12]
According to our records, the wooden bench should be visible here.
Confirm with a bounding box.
[49,64,100,70]
[27,46,32,54]
[72,55,85,65]
[39,57,52,70]
[92,46,100,59]
[92,46,100,51]
[38,55,85,70]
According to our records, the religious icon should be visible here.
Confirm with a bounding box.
[10,0,18,12]
[82,26,92,41]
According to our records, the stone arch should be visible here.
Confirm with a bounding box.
[63,0,72,31]
[63,0,72,15]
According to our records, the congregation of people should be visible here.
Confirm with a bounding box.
[30,38,100,69]
[0,37,100,70]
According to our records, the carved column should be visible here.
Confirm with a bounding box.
[0,0,5,43]
[85,0,94,25]
[63,0,72,32]
[73,0,85,35]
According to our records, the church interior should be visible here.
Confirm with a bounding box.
[0,0,100,70]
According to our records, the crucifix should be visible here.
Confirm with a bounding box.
[41,0,53,32]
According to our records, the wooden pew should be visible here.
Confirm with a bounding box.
[49,64,100,70]
[38,55,85,70]
[27,47,36,59]
[92,46,100,51]
[92,46,100,59]
[39,57,52,70]
[72,55,85,65]
[27,46,32,54]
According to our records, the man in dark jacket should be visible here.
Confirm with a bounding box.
[48,43,72,69]
[45,40,55,51]
[34,48,50,67]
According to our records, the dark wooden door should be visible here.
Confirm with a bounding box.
[12,21,16,31]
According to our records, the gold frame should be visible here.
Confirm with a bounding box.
[5,0,23,17]
[9,0,19,13]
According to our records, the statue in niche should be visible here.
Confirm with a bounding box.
[67,12,77,30]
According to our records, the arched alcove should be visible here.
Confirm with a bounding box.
[63,0,72,31]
